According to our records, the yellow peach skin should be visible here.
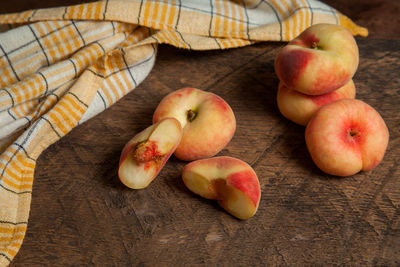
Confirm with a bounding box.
[277,80,356,126]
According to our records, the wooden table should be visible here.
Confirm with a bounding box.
[2,1,399,266]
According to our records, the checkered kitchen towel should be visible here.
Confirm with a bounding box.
[0,0,367,264]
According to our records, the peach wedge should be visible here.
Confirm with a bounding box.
[118,118,182,189]
[182,156,261,220]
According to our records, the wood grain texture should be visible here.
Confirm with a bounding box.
[323,0,400,39]
[7,37,400,266]
[1,0,399,266]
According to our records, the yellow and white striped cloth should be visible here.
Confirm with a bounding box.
[0,0,366,265]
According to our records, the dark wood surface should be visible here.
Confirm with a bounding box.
[1,1,399,266]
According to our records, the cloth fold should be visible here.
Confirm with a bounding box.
[0,0,366,265]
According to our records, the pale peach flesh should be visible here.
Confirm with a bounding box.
[153,88,236,161]
[118,118,182,189]
[182,156,261,220]
[305,99,389,176]
[277,79,356,126]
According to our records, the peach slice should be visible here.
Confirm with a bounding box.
[153,88,236,161]
[118,118,182,189]
[277,79,356,126]
[182,156,261,220]
[305,99,389,176]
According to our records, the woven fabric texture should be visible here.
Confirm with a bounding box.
[0,0,367,265]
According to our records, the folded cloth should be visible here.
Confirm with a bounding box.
[0,0,367,265]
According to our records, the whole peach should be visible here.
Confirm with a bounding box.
[275,23,359,95]
[277,80,356,126]
[153,88,236,161]
[305,99,389,176]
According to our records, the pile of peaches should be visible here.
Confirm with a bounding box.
[118,24,389,220]
[275,24,389,177]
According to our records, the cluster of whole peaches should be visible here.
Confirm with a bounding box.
[118,88,261,220]
[275,23,389,176]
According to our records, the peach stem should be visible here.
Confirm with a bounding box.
[311,41,319,49]
[187,109,197,122]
